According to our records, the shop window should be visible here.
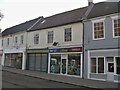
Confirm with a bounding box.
[5,54,11,66]
[116,57,120,74]
[50,54,61,73]
[90,57,104,74]
[98,57,104,73]
[68,54,81,75]
[91,58,96,73]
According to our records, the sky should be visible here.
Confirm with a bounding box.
[0,0,110,31]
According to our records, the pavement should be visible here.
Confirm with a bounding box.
[2,66,120,89]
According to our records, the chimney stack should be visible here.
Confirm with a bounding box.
[88,0,93,6]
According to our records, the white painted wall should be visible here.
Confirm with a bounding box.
[2,31,27,69]
[27,22,83,49]
[2,31,27,50]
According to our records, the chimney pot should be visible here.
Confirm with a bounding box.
[88,0,93,6]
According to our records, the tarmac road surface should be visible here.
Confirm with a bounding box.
[2,71,99,89]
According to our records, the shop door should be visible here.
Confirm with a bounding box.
[61,55,67,74]
[107,60,114,81]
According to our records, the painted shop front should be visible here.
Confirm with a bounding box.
[48,47,83,77]
[4,53,23,69]
[3,48,26,70]
[27,48,48,72]
[88,49,120,82]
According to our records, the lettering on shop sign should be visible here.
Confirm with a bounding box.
[49,47,82,53]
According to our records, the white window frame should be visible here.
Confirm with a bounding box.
[90,56,105,74]
[115,56,120,75]
[34,33,39,45]
[92,18,105,40]
[64,28,72,42]
[2,39,3,46]
[111,15,120,38]
[48,31,53,44]
[20,35,24,44]
[7,38,9,46]
[15,36,18,44]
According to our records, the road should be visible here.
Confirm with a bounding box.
[2,71,98,89]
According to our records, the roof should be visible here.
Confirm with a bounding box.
[28,7,88,31]
[2,16,43,36]
[87,2,120,19]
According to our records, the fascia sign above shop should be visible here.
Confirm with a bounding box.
[49,47,82,53]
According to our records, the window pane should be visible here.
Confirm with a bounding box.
[7,38,9,45]
[65,28,72,42]
[34,34,39,44]
[68,54,81,75]
[91,58,96,73]
[114,19,120,36]
[50,54,61,73]
[15,37,17,43]
[94,22,104,39]
[21,35,24,44]
[98,57,104,73]
[116,57,120,74]
[48,31,53,43]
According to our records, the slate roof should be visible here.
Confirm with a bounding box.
[87,2,120,19]
[2,16,43,36]
[28,7,88,31]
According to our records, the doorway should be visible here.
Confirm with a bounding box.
[106,57,114,81]
[61,55,67,74]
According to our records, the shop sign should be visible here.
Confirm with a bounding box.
[49,47,82,53]
[27,49,48,53]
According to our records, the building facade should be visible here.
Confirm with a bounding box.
[26,7,87,77]
[2,17,43,70]
[2,32,27,69]
[0,30,2,65]
[84,2,120,82]
[47,23,83,77]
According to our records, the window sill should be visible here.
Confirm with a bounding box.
[90,73,106,75]
[93,38,105,41]
[113,36,120,38]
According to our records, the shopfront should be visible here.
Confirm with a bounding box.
[88,49,120,82]
[4,53,23,69]
[27,48,48,72]
[48,47,83,77]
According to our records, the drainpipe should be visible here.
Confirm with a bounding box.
[88,0,93,6]
[81,0,94,79]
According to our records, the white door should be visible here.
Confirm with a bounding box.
[107,62,114,81]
